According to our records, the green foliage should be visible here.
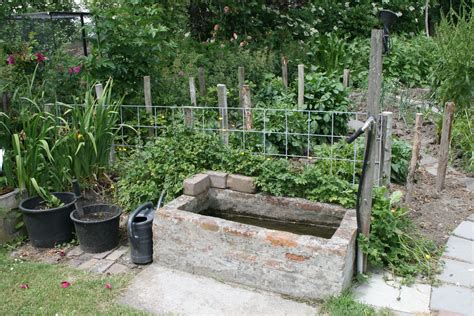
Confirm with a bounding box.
[322,290,390,316]
[451,109,474,173]
[391,138,412,184]
[30,178,63,209]
[359,189,440,280]
[431,9,473,110]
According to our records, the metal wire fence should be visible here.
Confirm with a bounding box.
[96,104,388,186]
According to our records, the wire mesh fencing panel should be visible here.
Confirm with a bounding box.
[112,104,386,186]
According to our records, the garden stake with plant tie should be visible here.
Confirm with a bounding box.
[346,115,376,275]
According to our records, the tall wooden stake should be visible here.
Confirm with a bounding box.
[282,57,288,90]
[298,64,304,109]
[238,66,245,107]
[381,111,393,186]
[436,102,455,192]
[198,67,206,96]
[405,113,423,203]
[242,85,252,130]
[185,77,196,128]
[358,29,383,274]
[217,84,229,145]
[343,69,351,88]
[144,76,152,114]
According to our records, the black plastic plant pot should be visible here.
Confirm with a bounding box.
[70,204,122,253]
[19,192,76,248]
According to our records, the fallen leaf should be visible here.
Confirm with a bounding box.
[20,284,29,289]
[105,283,112,289]
[61,281,71,288]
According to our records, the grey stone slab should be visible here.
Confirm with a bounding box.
[439,258,474,288]
[92,248,116,259]
[453,221,474,241]
[119,264,318,316]
[227,174,256,193]
[105,246,128,261]
[430,284,474,315]
[106,263,130,275]
[78,258,99,271]
[354,273,431,314]
[444,236,474,263]
[458,177,474,192]
[66,246,83,257]
[469,214,474,222]
[90,259,114,273]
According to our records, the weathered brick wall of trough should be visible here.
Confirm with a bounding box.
[153,172,357,300]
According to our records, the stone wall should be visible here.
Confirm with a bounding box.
[153,172,357,300]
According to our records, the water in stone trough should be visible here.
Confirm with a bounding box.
[199,208,336,239]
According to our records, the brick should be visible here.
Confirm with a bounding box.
[285,253,309,262]
[106,263,130,275]
[207,171,228,188]
[199,219,219,232]
[183,174,210,196]
[227,174,256,193]
[106,246,128,261]
[266,231,298,248]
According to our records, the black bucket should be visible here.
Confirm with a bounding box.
[19,192,76,248]
[71,204,122,253]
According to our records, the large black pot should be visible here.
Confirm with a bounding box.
[19,192,76,248]
[70,204,121,253]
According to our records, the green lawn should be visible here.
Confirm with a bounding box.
[0,248,145,315]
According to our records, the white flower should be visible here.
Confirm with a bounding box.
[415,18,418,23]
[345,2,350,8]
[333,26,338,31]
[396,11,403,17]
[184,32,190,38]
[409,6,415,11]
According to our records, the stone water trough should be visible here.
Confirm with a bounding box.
[154,171,357,300]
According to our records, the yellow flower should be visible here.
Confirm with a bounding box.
[425,254,431,260]
[76,133,84,141]
[110,184,115,189]
[218,117,223,120]
[161,115,165,119]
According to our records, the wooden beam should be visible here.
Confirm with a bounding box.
[436,102,455,192]
[405,113,423,203]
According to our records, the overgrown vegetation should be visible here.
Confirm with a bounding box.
[322,290,392,316]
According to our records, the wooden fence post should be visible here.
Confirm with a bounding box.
[198,67,206,96]
[95,83,103,99]
[436,102,455,192]
[217,84,229,145]
[144,76,152,114]
[298,64,304,109]
[242,85,252,130]
[381,111,393,186]
[405,113,423,203]
[358,29,383,274]
[185,77,196,128]
[343,69,351,88]
[282,57,288,90]
[238,66,245,107]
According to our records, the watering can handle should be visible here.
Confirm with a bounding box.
[127,202,154,244]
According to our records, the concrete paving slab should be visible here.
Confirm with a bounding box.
[430,284,474,315]
[105,246,128,261]
[468,214,474,223]
[119,264,318,316]
[444,236,474,263]
[439,258,474,288]
[353,273,431,314]
[453,221,474,241]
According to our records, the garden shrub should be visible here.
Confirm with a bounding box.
[391,138,412,184]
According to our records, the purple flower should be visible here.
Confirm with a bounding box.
[7,55,14,65]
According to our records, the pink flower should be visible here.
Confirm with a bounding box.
[68,65,81,75]
[20,284,29,289]
[61,281,71,288]
[34,52,46,63]
[105,283,112,289]
[7,55,14,65]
